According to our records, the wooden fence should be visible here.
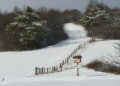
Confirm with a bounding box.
[34,38,96,75]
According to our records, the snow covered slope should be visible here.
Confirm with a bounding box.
[64,23,87,39]
[79,40,119,65]
[0,23,120,86]
[0,23,90,77]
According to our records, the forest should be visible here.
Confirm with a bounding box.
[0,1,119,51]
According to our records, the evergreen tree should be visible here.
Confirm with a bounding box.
[7,6,46,50]
[80,3,112,26]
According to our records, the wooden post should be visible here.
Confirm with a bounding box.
[47,68,49,74]
[73,55,82,76]
[56,66,58,71]
[35,67,38,75]
[48,68,50,73]
[44,68,45,74]
[69,55,71,58]
[53,67,55,72]
[59,64,61,71]
[54,66,56,72]
[80,45,82,48]
[65,59,67,64]
[69,55,71,59]
[67,58,69,63]
[78,45,80,49]
[55,66,56,72]
[41,67,44,74]
[62,60,64,65]
[52,67,54,73]
[77,63,79,76]
[38,68,40,74]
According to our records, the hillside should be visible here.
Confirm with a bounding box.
[0,23,120,86]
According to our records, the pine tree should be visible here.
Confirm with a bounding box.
[7,6,46,50]
[79,3,112,26]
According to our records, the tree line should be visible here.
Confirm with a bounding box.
[0,1,120,51]
[79,1,120,39]
[0,7,81,51]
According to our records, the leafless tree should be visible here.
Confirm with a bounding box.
[103,42,120,67]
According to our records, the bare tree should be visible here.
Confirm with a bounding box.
[103,42,120,67]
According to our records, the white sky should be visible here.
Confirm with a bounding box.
[0,0,120,12]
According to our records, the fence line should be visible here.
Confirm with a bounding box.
[35,38,96,75]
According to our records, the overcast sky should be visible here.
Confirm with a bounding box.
[0,0,120,12]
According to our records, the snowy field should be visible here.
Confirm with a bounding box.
[0,23,120,86]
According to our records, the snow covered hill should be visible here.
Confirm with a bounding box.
[0,23,120,86]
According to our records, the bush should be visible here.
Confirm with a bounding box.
[86,60,120,74]
[86,25,120,39]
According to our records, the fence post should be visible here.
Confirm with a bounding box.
[59,63,62,71]
[48,68,50,73]
[47,68,49,74]
[65,59,67,64]
[53,67,54,73]
[41,67,44,74]
[35,67,38,75]
[38,68,40,74]
[44,68,45,74]
[62,60,64,65]
[52,67,54,73]
[34,41,91,75]
[67,57,69,63]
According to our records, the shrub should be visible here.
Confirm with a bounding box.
[86,60,120,74]
[86,25,120,39]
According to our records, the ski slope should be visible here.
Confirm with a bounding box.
[0,23,120,86]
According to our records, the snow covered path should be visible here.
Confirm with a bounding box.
[0,23,120,86]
